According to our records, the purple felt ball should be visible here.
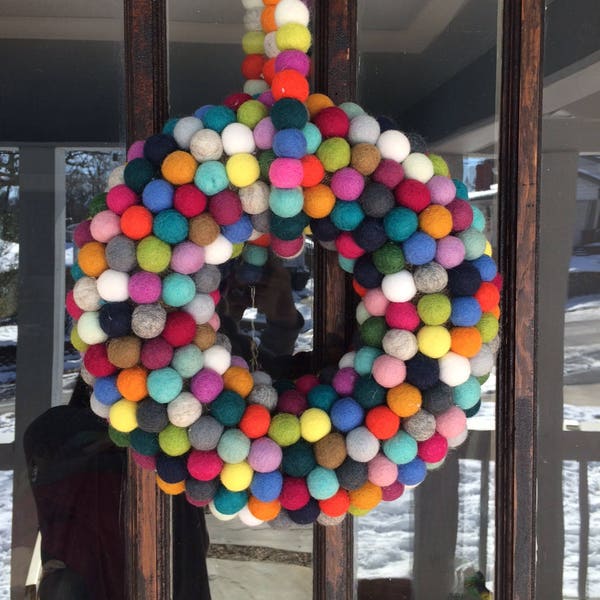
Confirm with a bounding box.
[372,159,404,189]
[332,367,359,396]
[381,481,405,501]
[269,158,303,188]
[127,140,145,161]
[331,168,365,201]
[170,241,205,274]
[191,368,224,403]
[277,389,308,415]
[275,50,311,76]
[258,90,275,108]
[74,220,94,248]
[248,437,283,472]
[128,271,162,304]
[435,236,466,269]
[427,176,456,206]
[254,117,276,150]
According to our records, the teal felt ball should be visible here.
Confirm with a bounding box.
[213,486,247,515]
[129,428,160,456]
[354,346,383,376]
[162,273,196,307]
[282,439,316,477]
[353,376,386,410]
[269,187,304,218]
[270,212,309,241]
[162,117,179,136]
[302,123,323,154]
[338,255,356,273]
[242,244,268,267]
[203,105,236,133]
[153,209,189,244]
[384,207,419,242]
[270,98,309,130]
[471,206,486,232]
[452,178,469,200]
[124,158,155,194]
[147,367,183,404]
[307,384,338,412]
[210,390,246,427]
[457,228,487,260]
[382,431,418,465]
[194,161,229,195]
[330,201,365,231]
[171,344,204,378]
[217,428,251,463]
[452,376,481,410]
[307,466,339,500]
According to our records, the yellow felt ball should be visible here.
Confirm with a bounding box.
[161,150,198,185]
[220,461,254,492]
[348,505,372,517]
[109,399,138,433]
[70,325,88,352]
[484,240,493,256]
[305,93,335,118]
[226,153,260,187]
[231,243,244,259]
[276,23,312,53]
[242,31,265,54]
[156,476,185,495]
[416,325,452,359]
[299,408,332,442]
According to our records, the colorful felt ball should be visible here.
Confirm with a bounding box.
[268,413,301,447]
[226,153,260,187]
[271,69,309,102]
[248,437,282,472]
[372,354,406,388]
[217,429,251,464]
[317,137,351,173]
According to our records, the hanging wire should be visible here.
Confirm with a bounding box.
[249,284,260,372]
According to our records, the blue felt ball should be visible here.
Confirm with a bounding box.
[338,255,356,274]
[162,273,196,307]
[464,399,481,418]
[202,105,236,133]
[251,470,283,502]
[210,391,246,427]
[194,105,214,120]
[447,263,482,296]
[353,376,386,410]
[71,263,85,281]
[147,368,183,404]
[452,376,481,410]
[194,161,229,196]
[354,346,383,376]
[302,123,323,154]
[222,215,253,243]
[402,232,437,265]
[144,134,178,166]
[281,440,316,477]
[405,353,440,390]
[156,454,188,483]
[94,375,121,405]
[98,302,132,337]
[353,255,384,289]
[287,498,320,524]
[153,209,189,244]
[273,128,307,158]
[384,207,418,242]
[307,467,339,500]
[143,179,174,213]
[162,118,179,136]
[397,457,427,485]
[382,431,418,464]
[307,385,339,412]
[330,201,365,231]
[330,397,364,432]
[310,217,339,242]
[352,217,387,252]
[213,486,248,515]
[270,187,304,218]
[451,297,482,327]
[236,262,265,285]
[452,179,469,200]
[471,255,497,282]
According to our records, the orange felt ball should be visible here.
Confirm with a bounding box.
[121,205,153,240]
[305,93,335,118]
[490,305,501,319]
[239,405,271,439]
[474,282,501,312]
[242,54,265,80]
[262,58,277,84]
[271,69,309,102]
[156,475,185,495]
[387,382,422,417]
[319,488,350,517]
[349,481,382,511]
[263,0,279,4]
[303,184,335,218]
[450,326,483,358]
[223,366,254,397]
[248,496,281,521]
[251,234,271,247]
[301,155,325,187]
[260,5,277,32]
[353,279,367,297]
[78,241,108,277]
[161,151,197,185]
[418,205,453,239]
[365,405,400,440]
[117,366,148,401]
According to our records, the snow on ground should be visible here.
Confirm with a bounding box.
[570,254,600,274]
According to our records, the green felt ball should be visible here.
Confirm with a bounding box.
[270,187,304,218]
[354,346,383,376]
[108,426,130,448]
[270,212,308,241]
[282,439,316,476]
[476,313,499,343]
[124,158,156,194]
[88,193,108,217]
[158,424,191,456]
[353,376,386,410]
[210,390,246,427]
[373,243,405,274]
[317,137,351,172]
[268,413,301,447]
[458,228,487,260]
[237,100,268,129]
[417,293,452,326]
[137,236,172,273]
[162,273,196,307]
[242,244,268,267]
[428,154,450,177]
[360,317,388,348]
[477,373,490,385]
[259,150,277,180]
[171,344,204,378]
[129,428,160,456]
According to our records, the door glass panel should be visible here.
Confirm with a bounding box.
[356,1,501,597]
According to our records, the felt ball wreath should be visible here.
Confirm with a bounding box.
[68,0,501,527]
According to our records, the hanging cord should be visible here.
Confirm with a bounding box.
[249,284,260,372]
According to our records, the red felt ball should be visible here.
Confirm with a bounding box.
[252,234,271,248]
[66,290,84,319]
[295,375,320,396]
[241,54,265,80]
[447,199,473,232]
[381,481,405,502]
[239,405,272,439]
[209,190,243,226]
[319,488,350,517]
[277,389,307,415]
[162,311,197,347]
[106,184,139,215]
[492,273,503,292]
[209,289,221,306]
[187,449,223,481]
[365,406,400,440]
[271,69,310,102]
[174,184,207,218]
[262,57,277,85]
[84,343,117,377]
[121,205,153,240]
[224,92,253,111]
[313,107,350,139]
[301,154,325,187]
[395,179,431,212]
[418,432,448,463]
[353,279,367,297]
[335,232,366,259]
[271,235,304,258]
[373,159,404,189]
[385,302,420,331]
[73,220,93,248]
[474,282,501,312]
[279,476,310,510]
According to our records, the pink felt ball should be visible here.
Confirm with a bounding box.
[381,481,405,502]
[191,368,224,403]
[128,271,162,304]
[435,406,468,439]
[170,241,205,274]
[209,190,243,226]
[275,50,311,76]
[127,140,145,161]
[248,437,283,472]
[295,374,320,396]
[257,90,275,108]
[332,367,359,396]
[435,236,466,269]
[368,454,399,487]
[335,232,366,259]
[140,337,174,370]
[231,355,249,369]
[106,184,139,215]
[427,176,456,206]
[254,117,276,150]
[331,168,365,201]
[372,355,406,388]
[313,107,350,138]
[269,158,303,188]
[418,432,448,463]
[187,450,223,481]
[277,389,307,415]
[363,288,389,316]
[186,495,211,508]
[132,451,156,470]
[173,184,207,218]
[373,159,404,189]
[207,312,221,331]
[66,290,84,320]
[209,289,221,306]
[447,199,473,232]
[271,235,304,258]
[90,210,121,243]
[279,476,310,510]
[73,220,93,248]
[385,302,420,331]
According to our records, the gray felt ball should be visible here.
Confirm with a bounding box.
[131,303,166,339]
[251,210,271,234]
[194,264,222,293]
[186,477,219,503]
[73,277,102,312]
[106,235,137,272]
[402,409,436,441]
[422,383,453,415]
[335,458,368,490]
[413,262,448,294]
[405,132,428,154]
[470,344,494,377]
[487,335,501,355]
[248,384,278,411]
[268,511,302,529]
[188,416,224,451]
[136,398,169,433]
[359,182,395,218]
[215,333,233,353]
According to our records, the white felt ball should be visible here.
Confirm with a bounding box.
[221,122,256,155]
[241,0,263,8]
[189,129,223,162]
[77,312,108,345]
[107,165,126,190]
[244,79,270,96]
[73,276,102,311]
[382,329,418,361]
[209,501,239,521]
[318,513,346,527]
[381,271,417,302]
[469,344,495,377]
[244,7,262,31]
[238,505,264,527]
[275,0,310,27]
[438,352,471,387]
[338,352,356,369]
[96,269,130,302]
[263,31,281,58]
[167,391,203,427]
[173,116,204,150]
[80,363,96,386]
[248,229,264,241]
[90,392,111,418]
[402,152,435,184]
[447,427,469,449]
[487,335,501,354]
[348,115,381,145]
[204,235,233,265]
[356,301,370,324]
[203,345,231,375]
[239,181,270,214]
[252,371,272,386]
[346,427,380,462]
[183,293,215,324]
[376,130,411,163]
[426,458,446,470]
